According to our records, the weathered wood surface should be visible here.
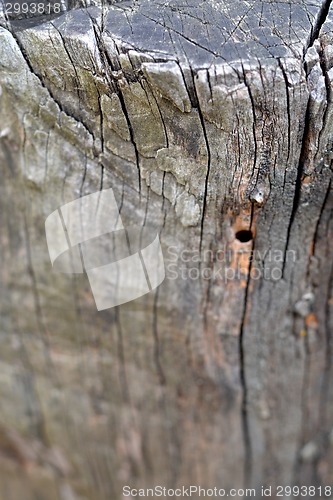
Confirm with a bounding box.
[0,0,333,498]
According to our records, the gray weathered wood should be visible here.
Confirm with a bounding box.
[0,0,332,498]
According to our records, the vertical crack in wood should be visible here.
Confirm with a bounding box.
[4,26,97,150]
[91,20,142,193]
[278,58,292,167]
[317,180,333,457]
[152,287,166,386]
[190,68,211,256]
[239,205,255,484]
[115,306,131,404]
[283,0,332,274]
[306,0,333,52]
[321,255,333,423]
[293,178,332,484]
[315,38,333,166]
[282,99,310,275]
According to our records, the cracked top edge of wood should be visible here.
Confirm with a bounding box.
[3,0,333,68]
[102,0,324,65]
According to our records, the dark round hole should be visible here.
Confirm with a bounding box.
[235,230,253,243]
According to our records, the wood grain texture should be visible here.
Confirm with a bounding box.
[0,0,332,498]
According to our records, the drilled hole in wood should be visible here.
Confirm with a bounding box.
[235,230,253,243]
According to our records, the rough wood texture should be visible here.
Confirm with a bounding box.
[0,0,333,498]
